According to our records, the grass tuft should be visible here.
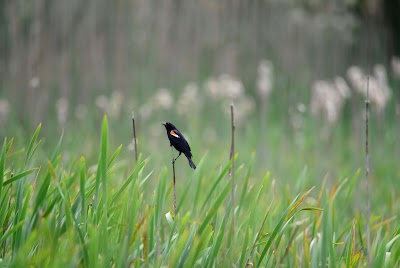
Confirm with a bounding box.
[0,116,396,267]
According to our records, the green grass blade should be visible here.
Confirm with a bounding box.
[177,172,195,213]
[386,234,400,251]
[99,115,109,263]
[25,124,41,164]
[0,138,7,198]
[51,131,64,162]
[247,197,274,264]
[108,144,122,168]
[239,226,250,268]
[61,181,74,230]
[110,159,146,205]
[192,154,206,214]
[178,225,197,268]
[6,138,13,153]
[155,168,167,227]
[94,115,108,214]
[200,160,231,212]
[100,115,108,195]
[256,187,314,267]
[33,160,57,213]
[0,221,24,245]
[12,180,31,253]
[3,168,38,186]
[206,209,230,267]
[75,220,90,266]
[198,180,232,234]
[237,152,254,217]
[372,237,387,267]
[79,156,87,224]
[345,169,361,200]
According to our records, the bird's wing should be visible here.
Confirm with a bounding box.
[173,129,192,156]
[169,130,180,138]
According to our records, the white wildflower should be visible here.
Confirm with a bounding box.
[95,95,108,111]
[219,74,244,99]
[154,88,173,110]
[139,88,174,120]
[334,76,351,98]
[347,66,364,94]
[347,65,391,113]
[0,99,10,124]
[373,64,391,100]
[139,103,153,120]
[177,82,200,116]
[392,56,400,78]
[311,80,346,124]
[256,59,273,98]
[29,77,40,88]
[297,102,306,113]
[205,78,220,99]
[56,97,69,127]
[226,97,255,123]
[108,91,124,118]
[205,74,244,100]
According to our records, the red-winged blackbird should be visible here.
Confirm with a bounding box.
[162,122,196,169]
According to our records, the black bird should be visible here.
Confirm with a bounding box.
[162,122,196,169]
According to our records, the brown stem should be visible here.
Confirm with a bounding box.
[229,104,236,236]
[279,225,299,265]
[132,112,138,162]
[365,76,371,267]
[171,147,177,217]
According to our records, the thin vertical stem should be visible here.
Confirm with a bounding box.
[229,104,236,231]
[171,147,177,217]
[365,76,371,267]
[132,112,138,162]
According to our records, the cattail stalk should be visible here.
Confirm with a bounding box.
[229,104,235,231]
[171,148,177,217]
[132,112,138,162]
[365,76,371,266]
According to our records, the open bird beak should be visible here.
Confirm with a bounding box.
[161,122,166,126]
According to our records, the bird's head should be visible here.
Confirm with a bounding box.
[161,122,176,131]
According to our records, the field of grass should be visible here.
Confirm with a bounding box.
[0,103,399,267]
[1,1,400,266]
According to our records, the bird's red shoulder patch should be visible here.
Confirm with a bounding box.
[170,130,180,138]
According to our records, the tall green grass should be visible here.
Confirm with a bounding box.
[0,115,398,267]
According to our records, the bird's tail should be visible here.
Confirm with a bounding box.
[187,155,196,169]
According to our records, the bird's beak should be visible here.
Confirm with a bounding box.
[161,122,166,126]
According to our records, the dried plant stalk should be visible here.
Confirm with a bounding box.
[172,148,177,217]
[132,112,138,162]
[229,104,236,230]
[365,76,371,266]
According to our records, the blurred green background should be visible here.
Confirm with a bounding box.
[0,1,399,266]
[0,0,399,189]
